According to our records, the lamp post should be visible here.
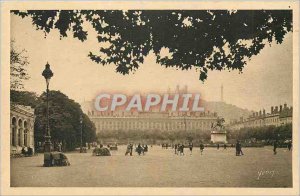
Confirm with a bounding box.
[79,114,83,153]
[184,112,187,132]
[42,62,53,166]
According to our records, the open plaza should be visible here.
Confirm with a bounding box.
[11,146,292,187]
[7,9,295,192]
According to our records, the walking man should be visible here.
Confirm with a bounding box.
[130,143,133,156]
[236,140,243,156]
[180,144,185,155]
[287,141,292,151]
[137,144,143,156]
[273,140,278,155]
[189,142,193,155]
[235,141,240,156]
[200,143,204,155]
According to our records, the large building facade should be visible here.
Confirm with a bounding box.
[88,111,218,133]
[10,104,35,154]
[83,85,219,134]
[228,104,292,130]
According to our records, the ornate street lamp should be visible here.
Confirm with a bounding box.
[79,114,83,153]
[42,62,53,166]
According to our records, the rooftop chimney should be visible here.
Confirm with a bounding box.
[280,105,282,112]
[263,109,266,116]
[284,103,287,109]
[275,106,278,113]
[271,106,274,114]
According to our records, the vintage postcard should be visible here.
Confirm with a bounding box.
[0,0,299,195]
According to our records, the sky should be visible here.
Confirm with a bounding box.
[10,13,293,111]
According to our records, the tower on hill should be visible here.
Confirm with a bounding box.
[221,84,224,102]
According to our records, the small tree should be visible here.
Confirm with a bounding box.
[34,90,97,151]
[10,40,30,90]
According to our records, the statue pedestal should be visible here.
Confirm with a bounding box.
[211,130,227,143]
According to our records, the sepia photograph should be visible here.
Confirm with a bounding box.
[0,1,299,195]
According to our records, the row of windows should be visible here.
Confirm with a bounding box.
[95,121,213,130]
[241,117,292,125]
[89,111,217,117]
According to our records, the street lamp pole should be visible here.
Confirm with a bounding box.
[184,112,187,132]
[80,115,83,152]
[42,62,53,166]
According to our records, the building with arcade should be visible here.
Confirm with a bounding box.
[10,104,35,154]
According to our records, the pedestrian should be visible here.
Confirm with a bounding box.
[21,146,27,156]
[217,144,220,150]
[130,143,133,156]
[273,140,278,155]
[287,141,292,151]
[180,144,185,155]
[223,143,227,150]
[178,145,182,155]
[142,144,145,155]
[200,143,204,155]
[137,143,143,156]
[175,144,178,155]
[236,140,243,156]
[189,142,193,155]
[125,144,131,156]
[236,141,239,156]
[240,144,244,155]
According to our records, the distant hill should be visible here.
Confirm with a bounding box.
[202,101,253,123]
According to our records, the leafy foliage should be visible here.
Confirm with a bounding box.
[11,90,97,151]
[10,40,30,90]
[97,129,211,144]
[10,90,40,108]
[34,90,97,150]
[227,123,292,141]
[12,10,292,81]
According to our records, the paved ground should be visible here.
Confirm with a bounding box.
[11,146,292,187]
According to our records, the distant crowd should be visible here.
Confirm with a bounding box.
[125,143,150,156]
